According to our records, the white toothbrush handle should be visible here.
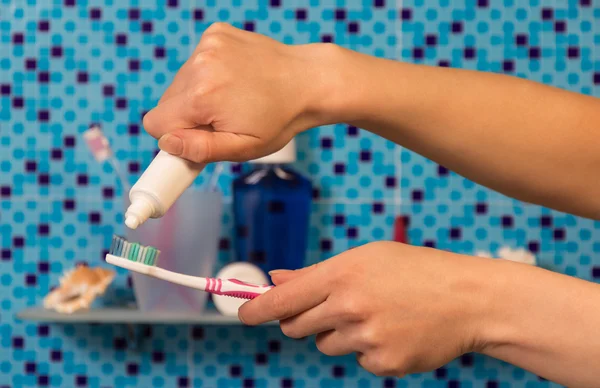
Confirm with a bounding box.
[105,255,273,299]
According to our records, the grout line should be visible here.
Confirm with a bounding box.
[189,0,195,55]
[1,196,520,207]
[38,0,44,363]
[394,0,404,219]
[187,0,196,383]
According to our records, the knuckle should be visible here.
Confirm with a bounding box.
[186,87,211,114]
[191,52,207,66]
[269,292,292,320]
[187,86,205,106]
[357,325,380,348]
[193,50,218,67]
[315,341,330,356]
[192,135,211,163]
[328,268,346,287]
[200,36,224,50]
[279,320,302,339]
[360,353,404,377]
[315,337,336,356]
[204,22,228,35]
[371,367,402,378]
[142,111,156,134]
[337,297,364,321]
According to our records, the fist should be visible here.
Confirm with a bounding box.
[143,23,336,163]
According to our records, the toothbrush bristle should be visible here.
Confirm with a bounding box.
[108,235,160,266]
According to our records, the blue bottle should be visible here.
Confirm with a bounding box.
[233,139,312,273]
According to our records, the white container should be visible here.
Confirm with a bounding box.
[125,150,206,229]
[213,262,269,316]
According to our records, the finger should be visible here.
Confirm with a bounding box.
[157,72,186,105]
[316,330,355,357]
[142,94,210,139]
[157,62,191,105]
[279,300,335,339]
[238,267,330,325]
[270,263,321,285]
[269,270,292,286]
[158,130,263,164]
[356,352,403,377]
[154,53,203,107]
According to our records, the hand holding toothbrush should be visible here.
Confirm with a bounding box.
[240,242,486,377]
[239,242,600,386]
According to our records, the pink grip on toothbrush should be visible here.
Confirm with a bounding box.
[204,278,222,293]
[220,291,263,299]
[204,278,272,299]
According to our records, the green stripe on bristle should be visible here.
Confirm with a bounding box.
[145,247,153,265]
[146,248,155,265]
[141,247,148,264]
[148,249,155,266]
[128,243,139,262]
[143,248,151,265]
[134,244,142,262]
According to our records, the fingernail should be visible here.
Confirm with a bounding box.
[268,269,289,276]
[158,134,183,155]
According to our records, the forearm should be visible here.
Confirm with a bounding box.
[309,44,600,219]
[479,260,600,387]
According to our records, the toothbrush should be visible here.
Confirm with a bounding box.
[83,124,131,192]
[105,235,273,299]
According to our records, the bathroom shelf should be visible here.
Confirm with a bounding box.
[17,307,277,325]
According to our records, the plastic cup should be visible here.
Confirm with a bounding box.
[124,190,222,313]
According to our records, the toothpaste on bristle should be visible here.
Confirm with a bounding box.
[125,150,205,229]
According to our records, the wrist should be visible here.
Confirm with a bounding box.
[292,43,369,128]
[453,256,521,355]
[293,43,424,135]
[471,258,538,355]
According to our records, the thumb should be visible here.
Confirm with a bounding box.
[269,263,320,285]
[158,129,262,163]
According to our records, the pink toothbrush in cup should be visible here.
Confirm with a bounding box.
[105,235,273,299]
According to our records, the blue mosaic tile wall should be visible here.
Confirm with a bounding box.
[1,0,599,386]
